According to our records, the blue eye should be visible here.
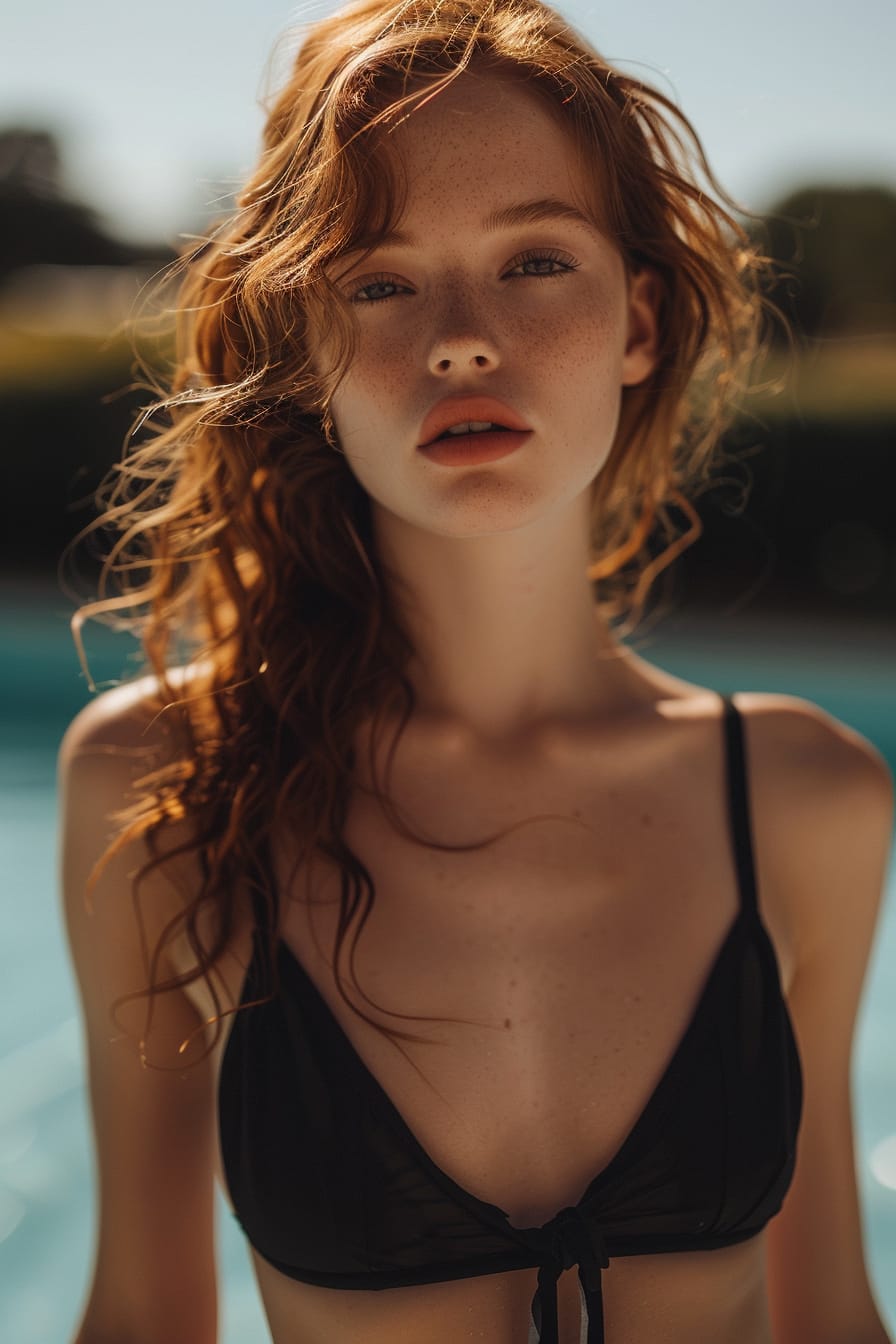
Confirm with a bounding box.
[347,248,580,305]
[349,274,412,304]
[503,249,579,279]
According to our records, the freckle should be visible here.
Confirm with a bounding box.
[509,978,517,988]
[503,1018,512,1029]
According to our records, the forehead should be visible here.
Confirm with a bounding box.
[384,70,593,218]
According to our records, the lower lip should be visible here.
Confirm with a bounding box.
[418,430,532,466]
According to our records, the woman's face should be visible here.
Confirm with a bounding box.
[321,70,659,541]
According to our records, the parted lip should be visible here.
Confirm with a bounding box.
[417,395,532,448]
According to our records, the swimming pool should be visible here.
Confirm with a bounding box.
[1,587,894,1341]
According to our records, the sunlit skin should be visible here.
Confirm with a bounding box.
[57,53,895,1344]
[322,71,662,745]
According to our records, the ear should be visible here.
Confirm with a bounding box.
[621,265,662,387]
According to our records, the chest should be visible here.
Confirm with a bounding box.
[178,709,795,1228]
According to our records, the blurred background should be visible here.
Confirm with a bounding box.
[1,0,894,1340]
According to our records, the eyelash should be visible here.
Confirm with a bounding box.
[347,249,580,305]
[507,248,581,282]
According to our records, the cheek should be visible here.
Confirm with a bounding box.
[361,317,420,380]
[330,327,417,435]
[518,295,626,404]
[327,337,419,494]
[329,347,397,430]
[520,296,628,474]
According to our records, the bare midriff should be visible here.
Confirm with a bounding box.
[250,1236,772,1344]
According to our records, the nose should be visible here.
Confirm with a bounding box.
[427,290,501,376]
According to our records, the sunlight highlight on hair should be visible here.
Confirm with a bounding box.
[66,0,788,1070]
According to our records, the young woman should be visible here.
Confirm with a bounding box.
[60,1,894,1341]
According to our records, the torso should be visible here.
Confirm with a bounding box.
[170,667,798,1343]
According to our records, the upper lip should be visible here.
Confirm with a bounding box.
[417,395,531,448]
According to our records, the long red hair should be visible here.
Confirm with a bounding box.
[72,0,782,1068]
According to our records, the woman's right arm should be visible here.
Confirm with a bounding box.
[59,684,219,1344]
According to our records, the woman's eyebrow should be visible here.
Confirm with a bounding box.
[484,196,599,236]
[346,196,600,255]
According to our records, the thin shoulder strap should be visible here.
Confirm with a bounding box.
[720,693,759,917]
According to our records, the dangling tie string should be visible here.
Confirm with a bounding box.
[529,1207,610,1343]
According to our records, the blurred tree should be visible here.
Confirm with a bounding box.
[0,127,171,284]
[755,184,896,342]
[0,127,61,197]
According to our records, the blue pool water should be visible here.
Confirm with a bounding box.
[1,587,894,1341]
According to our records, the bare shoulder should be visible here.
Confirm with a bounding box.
[59,669,203,1004]
[731,688,893,830]
[731,689,894,975]
[731,687,892,783]
[59,670,197,960]
[59,664,195,770]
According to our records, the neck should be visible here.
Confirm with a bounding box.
[371,493,638,748]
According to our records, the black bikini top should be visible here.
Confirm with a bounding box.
[218,693,803,1343]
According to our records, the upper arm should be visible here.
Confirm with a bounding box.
[751,695,895,1343]
[59,683,219,1344]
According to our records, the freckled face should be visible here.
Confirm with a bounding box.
[321,72,658,538]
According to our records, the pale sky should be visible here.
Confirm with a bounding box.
[3,0,894,244]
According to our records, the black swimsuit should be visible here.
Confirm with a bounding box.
[218,693,803,1342]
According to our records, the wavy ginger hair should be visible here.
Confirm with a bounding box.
[74,0,777,1069]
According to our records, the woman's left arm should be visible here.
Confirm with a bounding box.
[753,696,895,1344]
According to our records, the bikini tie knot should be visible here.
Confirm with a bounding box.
[529,1206,610,1343]
[544,1204,609,1289]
